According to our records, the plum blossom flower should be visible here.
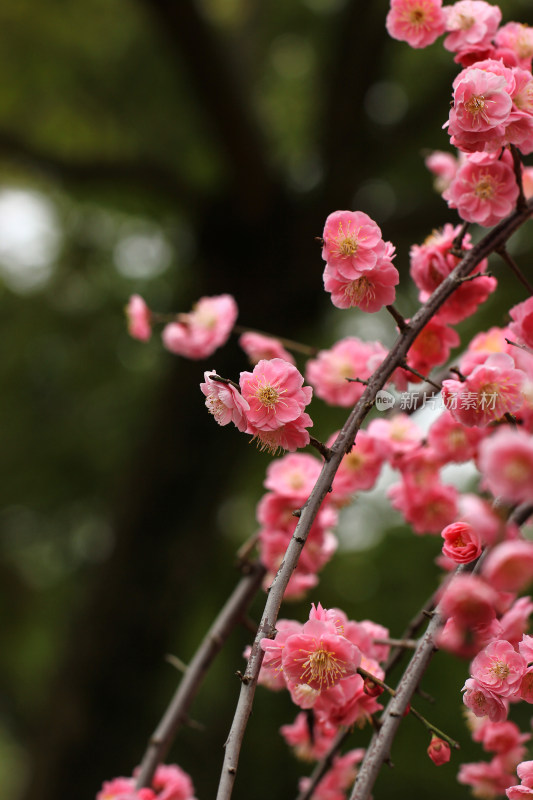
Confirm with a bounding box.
[386,0,446,49]
[97,778,155,800]
[460,758,516,796]
[478,428,533,503]
[306,337,387,407]
[323,246,399,312]
[463,677,509,722]
[442,352,526,427]
[496,23,533,70]
[162,294,237,359]
[238,331,295,365]
[481,540,533,593]
[441,521,482,563]
[247,412,314,455]
[428,410,485,464]
[471,640,527,698]
[443,150,519,227]
[439,573,498,628]
[443,1,502,55]
[404,316,460,378]
[321,210,384,279]
[200,371,250,432]
[410,224,494,324]
[510,297,533,351]
[281,610,361,692]
[280,712,338,761]
[240,358,312,432]
[327,430,387,504]
[126,294,152,342]
[425,150,459,192]
[264,453,322,500]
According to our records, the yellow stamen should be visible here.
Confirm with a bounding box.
[300,647,346,689]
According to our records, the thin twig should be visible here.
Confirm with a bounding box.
[497,247,533,295]
[135,560,266,790]
[399,361,441,391]
[449,220,470,257]
[309,437,333,461]
[510,143,527,212]
[385,304,408,332]
[506,337,533,357]
[215,198,533,800]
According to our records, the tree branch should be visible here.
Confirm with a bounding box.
[215,198,533,800]
[135,560,266,790]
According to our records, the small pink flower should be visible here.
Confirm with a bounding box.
[425,150,459,192]
[388,478,458,534]
[264,453,322,500]
[518,761,533,789]
[126,294,152,342]
[439,573,498,628]
[441,521,482,563]
[496,23,533,70]
[162,294,237,359]
[427,735,451,765]
[410,224,494,324]
[405,316,460,378]
[428,410,485,464]
[200,371,250,432]
[460,759,515,796]
[510,297,533,351]
[152,764,197,800]
[282,612,361,692]
[321,210,384,279]
[500,598,533,647]
[463,677,509,721]
[482,540,533,593]
[386,0,446,49]
[367,414,424,465]
[327,430,387,504]
[478,428,533,503]
[448,62,513,135]
[240,358,312,432]
[97,778,155,800]
[323,253,399,312]
[443,151,519,227]
[280,712,338,761]
[238,331,295,365]
[443,1,502,54]
[306,337,387,407]
[442,352,525,427]
[471,639,527,698]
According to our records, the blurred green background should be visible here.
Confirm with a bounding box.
[1,1,533,798]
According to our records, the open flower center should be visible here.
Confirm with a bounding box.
[474,176,495,200]
[344,276,375,305]
[256,383,281,408]
[465,94,486,117]
[300,647,345,689]
[490,659,510,680]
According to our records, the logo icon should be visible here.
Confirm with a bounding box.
[375,390,395,412]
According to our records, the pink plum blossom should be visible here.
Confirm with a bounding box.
[496,23,533,70]
[441,521,482,563]
[463,677,509,722]
[97,778,154,800]
[321,210,383,279]
[238,331,295,365]
[478,428,533,503]
[439,573,498,628]
[428,410,485,464]
[306,337,387,407]
[151,764,197,800]
[298,749,365,800]
[447,62,513,146]
[481,541,533,593]
[200,371,250,432]
[510,297,533,351]
[442,352,525,427]
[459,758,516,796]
[126,294,152,342]
[162,294,237,359]
[410,224,494,324]
[499,598,533,647]
[367,414,424,465]
[323,248,399,312]
[443,1,502,55]
[386,0,446,49]
[240,358,312,432]
[327,430,387,504]
[443,151,519,227]
[280,712,338,761]
[425,150,459,192]
[471,639,527,698]
[281,611,361,692]
[404,316,460,378]
[264,453,322,500]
